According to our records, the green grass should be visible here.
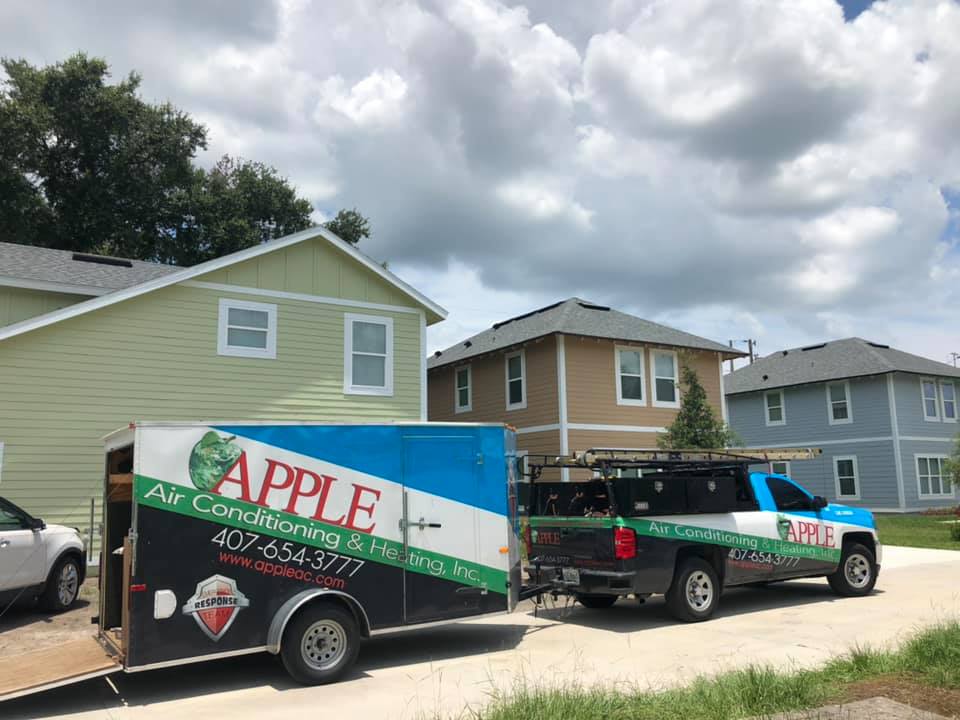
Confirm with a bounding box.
[875,512,960,551]
[463,621,960,720]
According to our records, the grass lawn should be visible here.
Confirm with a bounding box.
[468,622,960,719]
[875,512,960,551]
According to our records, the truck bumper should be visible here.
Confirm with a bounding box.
[531,564,638,595]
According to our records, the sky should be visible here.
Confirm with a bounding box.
[2,0,958,370]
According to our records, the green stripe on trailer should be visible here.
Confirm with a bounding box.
[136,476,507,594]
[530,515,842,563]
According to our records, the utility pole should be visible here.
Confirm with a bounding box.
[740,339,758,364]
[950,352,959,368]
[727,341,736,373]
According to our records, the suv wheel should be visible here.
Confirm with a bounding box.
[40,555,81,612]
[280,603,360,685]
[827,542,878,597]
[665,557,720,622]
[575,594,618,609]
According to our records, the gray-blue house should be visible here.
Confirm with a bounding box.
[725,338,959,511]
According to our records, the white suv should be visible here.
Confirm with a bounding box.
[0,496,86,612]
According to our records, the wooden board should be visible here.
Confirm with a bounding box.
[0,637,121,702]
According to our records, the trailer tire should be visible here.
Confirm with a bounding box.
[827,543,877,597]
[280,603,360,685]
[39,554,81,612]
[665,557,719,622]
[575,594,618,609]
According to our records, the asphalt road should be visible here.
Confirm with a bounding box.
[5,546,960,720]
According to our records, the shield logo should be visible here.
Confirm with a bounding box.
[654,480,664,494]
[707,480,717,493]
[776,514,792,542]
[182,575,250,641]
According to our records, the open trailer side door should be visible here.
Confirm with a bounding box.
[0,637,121,702]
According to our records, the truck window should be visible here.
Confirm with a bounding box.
[765,476,812,512]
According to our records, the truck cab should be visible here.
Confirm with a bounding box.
[525,449,881,621]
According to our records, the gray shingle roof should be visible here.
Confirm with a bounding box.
[0,242,179,294]
[428,297,743,369]
[724,337,960,395]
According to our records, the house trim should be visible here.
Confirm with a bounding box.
[515,424,561,435]
[832,455,861,501]
[568,423,667,434]
[898,436,954,442]
[0,227,447,344]
[0,275,111,297]
[887,373,907,509]
[826,380,853,426]
[718,354,729,423]
[183,281,424,316]
[419,311,427,420]
[556,334,570,482]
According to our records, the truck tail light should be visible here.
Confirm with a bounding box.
[614,527,636,560]
[523,523,533,555]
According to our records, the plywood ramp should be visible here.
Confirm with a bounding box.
[0,637,121,702]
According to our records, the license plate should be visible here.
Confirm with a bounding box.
[561,567,580,584]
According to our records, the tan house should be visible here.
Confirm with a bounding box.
[427,298,744,478]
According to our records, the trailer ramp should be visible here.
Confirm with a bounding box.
[0,637,121,702]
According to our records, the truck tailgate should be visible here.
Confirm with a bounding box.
[529,518,615,570]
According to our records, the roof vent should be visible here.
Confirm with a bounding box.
[782,350,788,356]
[801,343,826,351]
[433,351,442,358]
[464,340,472,348]
[867,341,890,349]
[577,302,610,311]
[72,253,133,268]
[762,374,769,381]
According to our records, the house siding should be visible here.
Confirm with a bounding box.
[0,238,427,552]
[900,439,957,509]
[891,371,959,439]
[0,286,88,328]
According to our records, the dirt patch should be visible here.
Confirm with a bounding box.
[840,676,960,719]
[0,580,99,656]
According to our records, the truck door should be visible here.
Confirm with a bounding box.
[401,434,489,625]
[760,475,838,579]
[0,498,45,591]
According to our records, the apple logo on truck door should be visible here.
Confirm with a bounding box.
[182,574,250,641]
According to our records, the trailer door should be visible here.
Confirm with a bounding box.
[401,434,490,625]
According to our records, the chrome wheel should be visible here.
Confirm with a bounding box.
[57,562,79,606]
[844,553,871,589]
[686,570,714,611]
[300,619,347,671]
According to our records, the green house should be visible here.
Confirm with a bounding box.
[0,230,446,559]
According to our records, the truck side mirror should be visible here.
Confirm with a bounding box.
[812,496,828,511]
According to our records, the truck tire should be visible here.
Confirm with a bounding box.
[576,594,618,609]
[665,557,719,622]
[827,542,878,597]
[39,555,81,612]
[280,603,360,685]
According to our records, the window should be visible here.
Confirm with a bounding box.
[916,456,952,498]
[827,381,852,425]
[344,313,394,396]
[615,345,646,405]
[940,381,957,423]
[505,350,526,410]
[217,299,277,359]
[765,476,812,511]
[833,456,860,499]
[455,365,472,413]
[921,378,940,421]
[651,349,680,408]
[0,498,27,531]
[769,461,791,477]
[765,390,785,426]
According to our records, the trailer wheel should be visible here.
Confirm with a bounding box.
[827,543,877,597]
[280,603,360,685]
[575,594,618,609]
[40,555,81,612]
[665,557,719,622]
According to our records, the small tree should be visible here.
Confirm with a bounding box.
[324,208,370,245]
[658,363,739,449]
[946,434,960,506]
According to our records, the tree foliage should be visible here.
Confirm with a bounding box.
[323,208,370,245]
[947,436,960,497]
[658,363,739,450]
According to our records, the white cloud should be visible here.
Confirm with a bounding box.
[316,69,409,128]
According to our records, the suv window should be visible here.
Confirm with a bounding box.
[0,500,27,531]
[765,477,812,512]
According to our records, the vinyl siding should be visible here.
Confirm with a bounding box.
[428,335,559,429]
[516,429,563,481]
[0,238,427,553]
[900,439,957,509]
[0,286,88,328]
[891,371,959,439]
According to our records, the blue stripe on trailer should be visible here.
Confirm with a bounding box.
[213,424,509,517]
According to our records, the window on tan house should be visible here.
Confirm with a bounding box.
[505,350,526,410]
[651,349,680,408]
[455,365,472,413]
[615,345,646,406]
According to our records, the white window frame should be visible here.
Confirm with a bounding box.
[504,349,527,411]
[833,455,860,500]
[914,454,953,499]
[454,364,472,414]
[920,377,940,422]
[615,344,647,407]
[939,380,957,424]
[826,380,853,425]
[650,349,681,409]
[343,313,394,396]
[764,390,786,426]
[769,460,791,477]
[217,298,277,359]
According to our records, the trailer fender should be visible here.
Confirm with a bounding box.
[266,589,371,654]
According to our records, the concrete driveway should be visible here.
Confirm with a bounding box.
[6,546,960,720]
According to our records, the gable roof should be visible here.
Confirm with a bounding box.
[0,242,180,296]
[428,297,743,369]
[724,337,960,395]
[0,228,447,343]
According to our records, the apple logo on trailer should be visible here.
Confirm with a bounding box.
[182,574,250,641]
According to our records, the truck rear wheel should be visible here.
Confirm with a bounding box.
[575,594,618,609]
[827,542,877,597]
[280,603,360,685]
[665,557,719,622]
